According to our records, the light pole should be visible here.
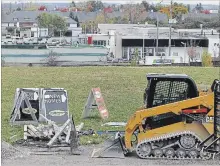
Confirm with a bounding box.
[168,0,173,57]
[59,30,61,44]
[156,14,159,57]
[181,42,186,65]
[143,31,145,60]
[155,0,163,57]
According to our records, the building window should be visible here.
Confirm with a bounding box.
[145,48,154,56]
[24,18,30,21]
[13,18,18,21]
[79,38,87,44]
[156,47,166,56]
[31,32,34,37]
[123,47,128,59]
[93,40,98,45]
[93,40,106,46]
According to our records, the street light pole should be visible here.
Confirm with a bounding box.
[181,42,186,65]
[156,0,163,57]
[184,43,186,65]
[156,14,159,57]
[143,31,145,59]
[59,30,61,44]
[168,0,173,57]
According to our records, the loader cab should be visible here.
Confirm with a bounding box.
[144,73,199,108]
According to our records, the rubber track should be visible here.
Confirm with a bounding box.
[136,131,212,160]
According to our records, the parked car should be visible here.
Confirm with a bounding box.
[16,40,24,44]
[38,39,47,44]
[43,35,51,39]
[1,40,8,44]
[51,39,60,45]
[7,40,15,44]
[6,34,11,39]
[12,36,21,40]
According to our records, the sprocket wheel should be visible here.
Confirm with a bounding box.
[136,142,152,159]
[180,135,196,149]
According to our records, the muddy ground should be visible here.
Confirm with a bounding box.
[2,141,220,166]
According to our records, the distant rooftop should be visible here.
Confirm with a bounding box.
[2,11,77,24]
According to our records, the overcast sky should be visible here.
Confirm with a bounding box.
[1,0,220,5]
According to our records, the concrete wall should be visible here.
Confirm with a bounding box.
[92,35,109,41]
[3,56,107,64]
[98,24,156,34]
[2,23,9,27]
[115,33,122,58]
[208,38,220,57]
[31,27,49,37]
[20,30,31,38]
[108,30,116,56]
[2,47,108,64]
[69,27,82,42]
[9,23,15,27]
[69,23,77,28]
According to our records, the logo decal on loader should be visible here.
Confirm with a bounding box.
[205,116,214,123]
[49,110,66,117]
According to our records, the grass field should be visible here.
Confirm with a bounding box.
[1,66,220,144]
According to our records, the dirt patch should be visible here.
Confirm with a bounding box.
[2,142,220,166]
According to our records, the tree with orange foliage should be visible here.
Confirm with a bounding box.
[159,3,188,19]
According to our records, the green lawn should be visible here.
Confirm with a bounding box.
[1,66,219,144]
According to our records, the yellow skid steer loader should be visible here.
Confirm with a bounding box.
[92,73,220,160]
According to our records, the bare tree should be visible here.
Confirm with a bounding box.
[187,46,197,62]
[45,51,60,66]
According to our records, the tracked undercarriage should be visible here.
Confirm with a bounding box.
[136,131,215,160]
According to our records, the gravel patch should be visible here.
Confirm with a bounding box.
[2,142,220,166]
[1,141,28,162]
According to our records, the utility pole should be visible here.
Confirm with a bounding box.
[168,0,173,57]
[156,14,159,57]
[59,30,62,44]
[156,0,163,58]
[143,31,145,59]
[10,2,12,13]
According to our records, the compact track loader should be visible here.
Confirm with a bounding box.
[92,73,220,160]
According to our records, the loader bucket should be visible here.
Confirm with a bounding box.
[91,132,125,159]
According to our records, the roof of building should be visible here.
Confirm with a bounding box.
[121,32,208,40]
[182,13,219,19]
[2,10,170,24]
[2,11,77,24]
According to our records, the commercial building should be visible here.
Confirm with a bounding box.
[90,24,219,65]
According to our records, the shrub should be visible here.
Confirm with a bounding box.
[45,51,60,66]
[130,48,139,66]
[6,27,15,33]
[201,51,213,67]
